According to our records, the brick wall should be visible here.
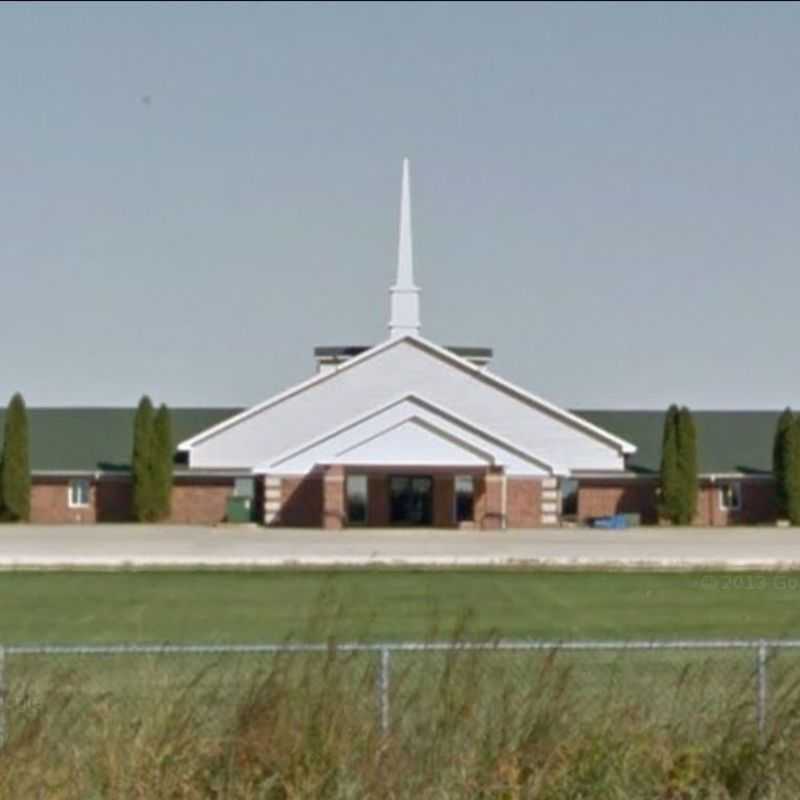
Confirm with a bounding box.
[577,479,659,524]
[170,477,234,524]
[367,475,390,526]
[30,475,235,525]
[95,479,133,522]
[323,465,346,529]
[31,479,97,524]
[578,477,777,526]
[433,474,455,528]
[279,475,323,526]
[506,477,542,528]
[696,480,776,526]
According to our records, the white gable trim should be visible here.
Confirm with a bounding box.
[179,335,635,455]
[253,393,563,475]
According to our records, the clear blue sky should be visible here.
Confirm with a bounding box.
[2,2,799,409]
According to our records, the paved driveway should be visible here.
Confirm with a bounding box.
[1,525,800,568]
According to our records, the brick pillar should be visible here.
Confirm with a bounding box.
[540,477,559,526]
[323,465,346,530]
[482,467,505,530]
[262,474,281,526]
[433,474,454,528]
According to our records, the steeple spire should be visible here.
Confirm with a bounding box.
[388,158,421,338]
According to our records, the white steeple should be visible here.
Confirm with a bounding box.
[388,158,421,338]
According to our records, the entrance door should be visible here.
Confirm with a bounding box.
[390,476,433,525]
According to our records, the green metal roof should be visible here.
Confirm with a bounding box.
[0,408,241,472]
[0,407,783,476]
[576,410,781,475]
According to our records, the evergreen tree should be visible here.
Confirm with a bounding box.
[773,408,794,520]
[676,406,698,525]
[132,395,155,522]
[152,404,173,520]
[659,405,682,523]
[0,393,31,521]
[788,417,800,526]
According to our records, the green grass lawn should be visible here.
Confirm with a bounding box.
[1,569,800,643]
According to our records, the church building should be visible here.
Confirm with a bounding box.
[7,161,779,527]
[178,160,636,529]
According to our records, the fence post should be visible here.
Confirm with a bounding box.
[757,641,768,744]
[378,647,391,736]
[0,645,5,749]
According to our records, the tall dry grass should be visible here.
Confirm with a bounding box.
[2,643,800,799]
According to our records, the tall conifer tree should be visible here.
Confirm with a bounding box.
[773,408,794,520]
[0,393,31,521]
[659,405,681,523]
[152,404,173,520]
[132,396,155,522]
[676,406,698,525]
[788,417,800,526]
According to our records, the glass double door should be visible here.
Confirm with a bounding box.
[389,475,433,526]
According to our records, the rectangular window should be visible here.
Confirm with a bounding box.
[454,475,475,523]
[560,478,579,519]
[234,477,255,498]
[346,474,368,524]
[720,482,742,511]
[68,479,91,508]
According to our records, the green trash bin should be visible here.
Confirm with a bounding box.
[226,496,253,523]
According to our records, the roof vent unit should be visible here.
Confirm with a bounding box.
[314,346,371,375]
[446,346,493,372]
[313,344,493,375]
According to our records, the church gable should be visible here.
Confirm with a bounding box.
[179,159,634,477]
[182,337,630,473]
[256,394,556,475]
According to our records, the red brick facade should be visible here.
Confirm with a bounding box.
[32,479,99,524]
[27,472,780,528]
[29,476,236,525]
[577,477,777,526]
[506,477,542,528]
[264,467,542,529]
[279,474,324,527]
[577,479,660,524]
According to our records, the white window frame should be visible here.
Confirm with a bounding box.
[719,482,742,512]
[453,475,475,523]
[67,478,91,509]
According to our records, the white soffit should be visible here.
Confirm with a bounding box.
[254,394,559,475]
[179,335,635,456]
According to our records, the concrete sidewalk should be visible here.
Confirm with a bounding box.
[1,525,800,568]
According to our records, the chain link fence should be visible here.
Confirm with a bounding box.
[1,639,797,747]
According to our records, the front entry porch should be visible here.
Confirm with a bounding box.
[319,465,506,530]
[261,467,550,529]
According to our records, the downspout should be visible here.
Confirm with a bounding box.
[501,470,507,530]
[708,474,715,526]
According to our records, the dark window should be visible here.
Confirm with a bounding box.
[390,476,433,525]
[720,482,742,511]
[454,476,475,522]
[561,478,579,518]
[347,474,368,524]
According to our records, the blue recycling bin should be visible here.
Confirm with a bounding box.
[591,514,627,530]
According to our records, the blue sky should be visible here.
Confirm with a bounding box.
[2,2,799,409]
